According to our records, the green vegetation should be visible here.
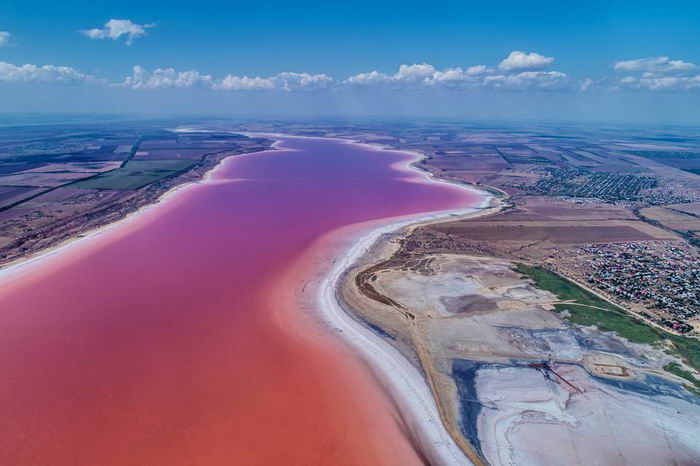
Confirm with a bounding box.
[663,362,700,393]
[669,335,700,376]
[516,264,620,312]
[71,160,197,190]
[516,263,700,373]
[554,303,660,345]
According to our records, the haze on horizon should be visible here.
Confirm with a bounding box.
[1,0,699,124]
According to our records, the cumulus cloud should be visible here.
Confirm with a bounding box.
[498,51,554,72]
[343,51,565,91]
[120,66,333,91]
[80,19,154,45]
[0,61,94,84]
[618,75,700,91]
[212,71,334,91]
[483,71,570,90]
[214,75,275,91]
[393,63,437,83]
[120,66,213,89]
[8,52,700,94]
[0,31,11,47]
[425,65,492,88]
[614,56,696,74]
[268,72,334,92]
[344,64,436,89]
[344,59,569,91]
[344,63,495,89]
[344,70,394,87]
[613,56,700,91]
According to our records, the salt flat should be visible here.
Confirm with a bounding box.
[344,252,700,465]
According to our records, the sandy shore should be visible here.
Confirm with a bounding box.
[311,140,500,465]
[238,134,499,464]
[241,134,501,464]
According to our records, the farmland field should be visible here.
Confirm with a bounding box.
[640,206,700,232]
[0,186,47,209]
[431,222,665,243]
[71,160,197,190]
[133,148,218,161]
[668,202,700,216]
[0,171,95,187]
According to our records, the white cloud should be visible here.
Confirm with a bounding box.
[617,75,700,91]
[426,65,493,88]
[0,61,93,84]
[81,19,154,45]
[344,70,394,87]
[214,71,334,91]
[393,63,437,82]
[613,56,700,91]
[343,64,436,89]
[498,51,554,72]
[214,75,275,91]
[272,72,334,91]
[483,71,570,90]
[614,56,696,74]
[120,66,213,89]
[7,53,700,95]
[465,65,490,75]
[344,61,569,91]
[343,53,564,91]
[121,66,333,91]
[343,63,448,89]
[0,31,11,47]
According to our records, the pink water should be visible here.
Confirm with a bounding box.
[0,137,481,465]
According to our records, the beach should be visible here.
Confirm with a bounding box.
[265,139,494,465]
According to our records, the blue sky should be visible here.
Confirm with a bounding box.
[1,0,700,122]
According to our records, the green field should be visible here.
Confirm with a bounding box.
[554,303,661,345]
[664,362,700,394]
[516,264,700,373]
[71,160,197,190]
[516,264,620,312]
[669,335,700,376]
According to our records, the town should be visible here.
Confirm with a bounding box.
[580,242,699,333]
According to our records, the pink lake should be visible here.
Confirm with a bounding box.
[0,137,482,465]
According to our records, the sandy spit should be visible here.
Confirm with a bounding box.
[247,132,500,465]
[312,138,499,466]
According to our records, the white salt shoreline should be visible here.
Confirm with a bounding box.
[309,138,494,466]
[318,213,480,466]
[241,132,493,464]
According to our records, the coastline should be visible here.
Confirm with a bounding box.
[314,141,502,465]
[0,144,271,282]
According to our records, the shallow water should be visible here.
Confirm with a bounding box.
[0,137,480,465]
